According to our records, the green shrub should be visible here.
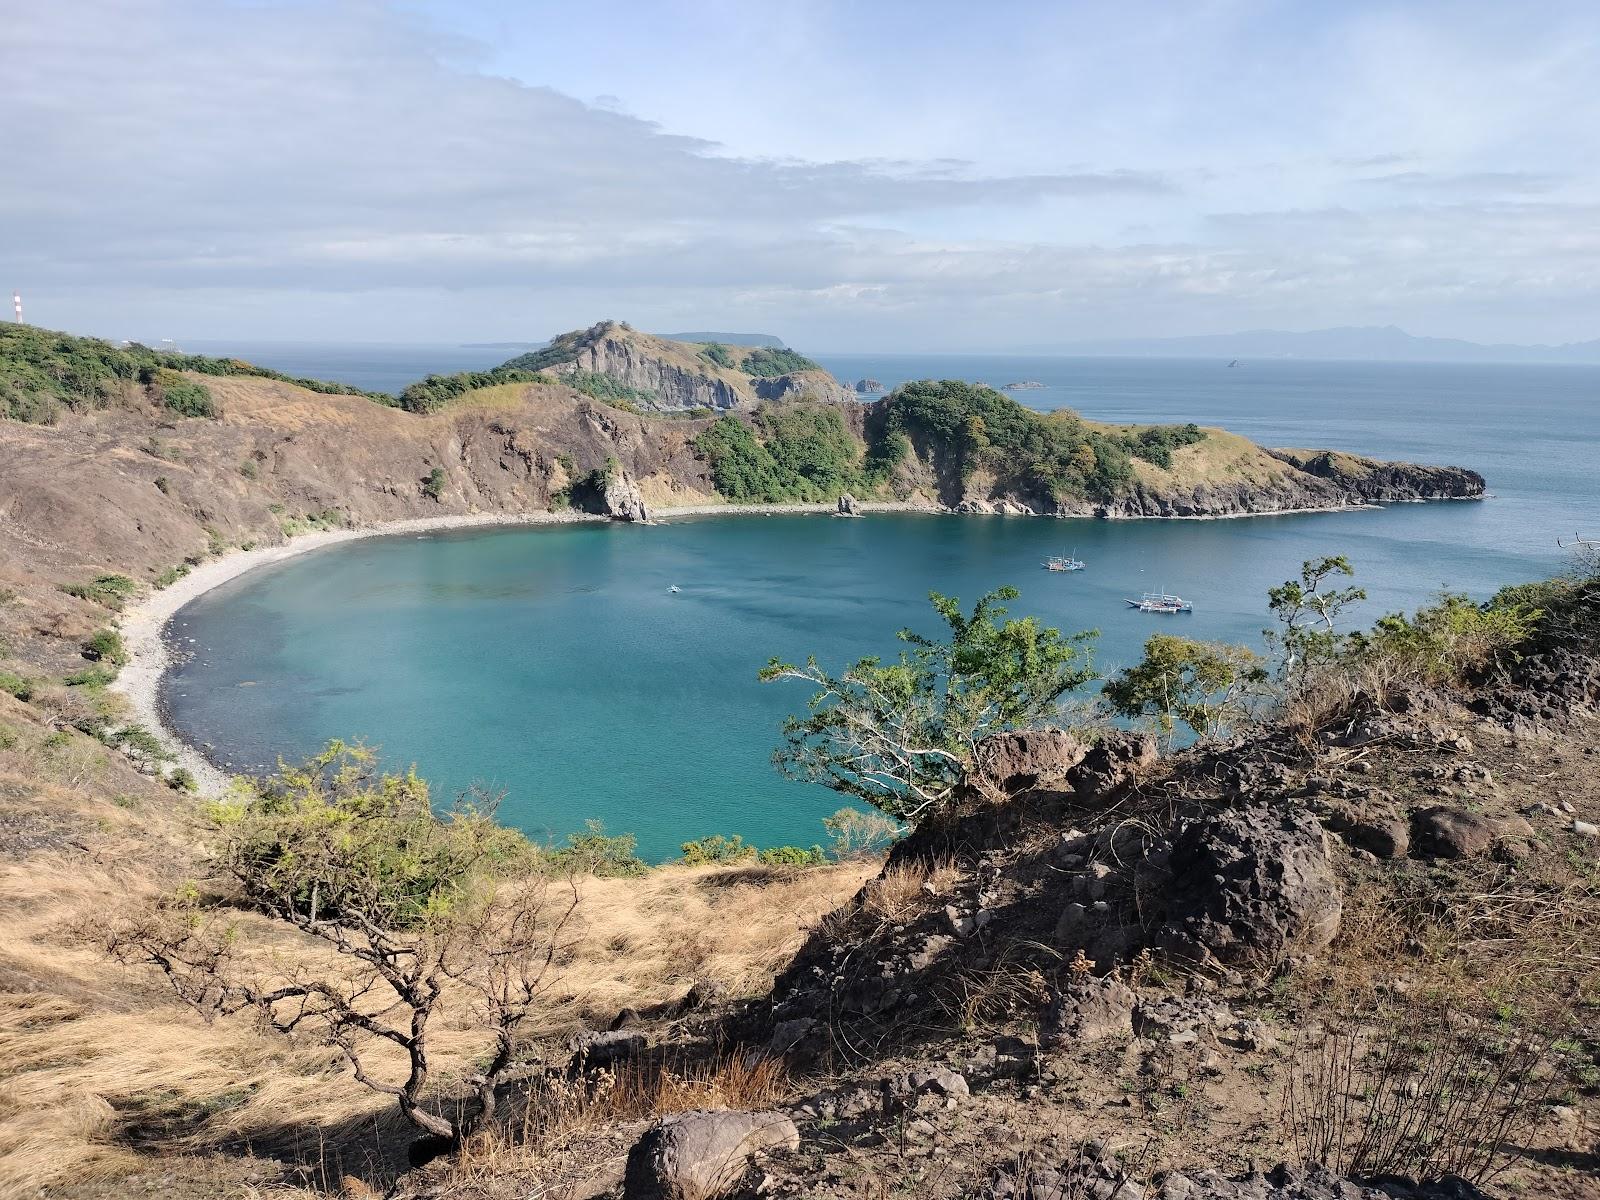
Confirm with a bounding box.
[699,342,733,368]
[154,373,220,419]
[565,370,656,409]
[239,461,258,480]
[1122,423,1207,468]
[168,767,198,793]
[394,367,550,414]
[154,564,190,589]
[692,407,863,503]
[740,347,823,377]
[548,820,648,878]
[59,574,138,610]
[65,665,119,689]
[153,475,172,495]
[1103,634,1268,742]
[111,724,173,764]
[0,671,35,702]
[421,467,447,501]
[83,628,129,666]
[758,844,827,867]
[680,834,757,865]
[1350,592,1543,684]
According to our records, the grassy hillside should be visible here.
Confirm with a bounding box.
[0,324,389,424]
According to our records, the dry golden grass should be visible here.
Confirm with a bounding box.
[0,816,870,1198]
[538,860,876,1035]
[856,856,957,927]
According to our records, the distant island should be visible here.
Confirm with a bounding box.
[1003,380,1045,390]
[1046,324,1600,365]
[658,331,787,348]
[855,378,884,393]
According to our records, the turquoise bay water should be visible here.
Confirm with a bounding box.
[165,355,1597,859]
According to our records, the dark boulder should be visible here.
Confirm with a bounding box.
[1145,805,1342,970]
[1410,806,1495,859]
[1071,731,1157,803]
[971,729,1089,799]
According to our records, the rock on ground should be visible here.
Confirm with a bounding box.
[1146,805,1342,970]
[623,1108,799,1199]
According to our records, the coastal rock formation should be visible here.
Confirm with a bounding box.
[855,378,884,393]
[597,467,651,522]
[541,321,852,411]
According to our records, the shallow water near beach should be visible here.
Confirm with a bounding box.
[164,355,1596,859]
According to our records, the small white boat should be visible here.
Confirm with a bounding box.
[1043,550,1085,572]
[668,585,681,594]
[1126,590,1192,613]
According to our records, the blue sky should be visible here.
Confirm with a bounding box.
[4,1,1598,349]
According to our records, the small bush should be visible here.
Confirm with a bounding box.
[0,671,36,701]
[239,461,258,480]
[144,368,220,419]
[167,767,198,793]
[110,724,174,764]
[60,574,138,610]
[548,821,648,878]
[422,466,447,501]
[680,834,756,866]
[83,628,129,666]
[153,475,171,495]
[699,342,733,368]
[154,564,190,589]
[65,665,119,689]
[758,844,827,867]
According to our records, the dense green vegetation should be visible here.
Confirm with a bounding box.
[564,369,657,409]
[740,346,823,377]
[699,342,734,368]
[394,366,552,414]
[693,406,869,503]
[0,324,388,424]
[873,380,1208,504]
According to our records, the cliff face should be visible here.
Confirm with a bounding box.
[540,322,854,411]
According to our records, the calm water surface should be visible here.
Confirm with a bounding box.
[165,353,1598,858]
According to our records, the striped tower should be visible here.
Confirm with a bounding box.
[10,292,20,323]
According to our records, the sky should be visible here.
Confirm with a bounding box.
[4,0,1599,351]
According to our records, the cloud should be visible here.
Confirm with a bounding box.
[1,0,1165,297]
[4,0,1598,346]
[1359,171,1561,195]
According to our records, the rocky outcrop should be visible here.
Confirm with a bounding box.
[597,467,650,522]
[1144,806,1342,969]
[623,1109,798,1199]
[546,321,852,411]
[855,378,884,393]
[1270,449,1487,503]
[970,729,1089,799]
[836,492,862,516]
[985,1152,1491,1200]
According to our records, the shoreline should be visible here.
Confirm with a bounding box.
[111,493,1480,793]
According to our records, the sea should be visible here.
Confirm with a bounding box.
[163,344,1598,859]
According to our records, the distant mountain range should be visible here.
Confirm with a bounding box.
[1051,326,1600,365]
[658,331,787,348]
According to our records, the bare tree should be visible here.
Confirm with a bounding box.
[110,743,579,1149]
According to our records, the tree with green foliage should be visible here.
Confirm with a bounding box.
[699,342,733,368]
[110,742,579,1150]
[761,588,1097,822]
[548,819,649,877]
[1348,592,1544,685]
[1102,634,1268,743]
[1265,555,1367,681]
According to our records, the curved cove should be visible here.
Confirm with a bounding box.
[163,504,1554,861]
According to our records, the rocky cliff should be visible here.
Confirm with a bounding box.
[526,321,854,411]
